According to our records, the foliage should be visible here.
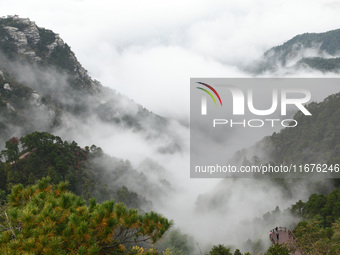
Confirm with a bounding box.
[1,137,19,163]
[0,17,29,31]
[291,188,340,227]
[298,57,340,72]
[34,27,56,57]
[265,243,291,255]
[293,217,340,255]
[0,25,17,59]
[264,28,340,67]
[0,132,88,195]
[207,244,233,255]
[115,185,144,209]
[0,132,151,210]
[233,249,242,255]
[0,178,172,254]
[232,92,340,190]
[288,188,340,254]
[268,93,340,166]
[156,228,195,255]
[48,44,75,72]
[243,239,264,255]
[232,92,340,186]
[130,246,174,255]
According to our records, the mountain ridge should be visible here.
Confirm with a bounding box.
[0,15,182,154]
[250,28,340,73]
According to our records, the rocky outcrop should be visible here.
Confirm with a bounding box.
[3,83,11,91]
[0,16,101,93]
[23,20,40,44]
[0,16,176,155]
[46,34,64,54]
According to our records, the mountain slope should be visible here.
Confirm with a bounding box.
[0,16,99,92]
[252,28,340,73]
[0,132,163,210]
[0,16,182,154]
[232,92,340,175]
[0,16,183,214]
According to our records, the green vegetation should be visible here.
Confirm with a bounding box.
[0,17,78,79]
[0,71,37,142]
[0,131,254,255]
[0,178,172,254]
[269,93,340,166]
[264,243,291,255]
[0,17,29,31]
[258,28,340,72]
[259,187,340,254]
[291,188,340,227]
[288,189,340,254]
[207,244,232,255]
[48,44,75,72]
[156,229,195,255]
[235,92,340,185]
[298,57,340,72]
[1,16,340,254]
[293,218,340,254]
[0,17,29,60]
[34,27,55,57]
[0,132,152,209]
[0,26,16,59]
[204,245,251,255]
[266,28,340,62]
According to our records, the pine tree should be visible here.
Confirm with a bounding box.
[0,177,172,254]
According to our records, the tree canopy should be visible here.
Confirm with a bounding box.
[0,178,172,254]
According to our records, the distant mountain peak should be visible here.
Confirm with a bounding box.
[250,28,340,74]
[0,16,99,92]
[0,16,181,155]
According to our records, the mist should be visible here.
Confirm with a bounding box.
[1,1,340,253]
[3,0,340,119]
[3,55,338,253]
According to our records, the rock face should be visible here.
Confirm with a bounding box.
[3,83,11,91]
[6,102,15,112]
[3,19,41,61]
[0,16,100,92]
[0,16,178,154]
[30,92,41,106]
[23,20,40,44]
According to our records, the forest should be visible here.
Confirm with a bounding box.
[0,15,340,254]
[0,132,339,254]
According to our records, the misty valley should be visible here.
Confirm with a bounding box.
[0,15,339,255]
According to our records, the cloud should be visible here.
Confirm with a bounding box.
[2,0,340,118]
[2,1,340,252]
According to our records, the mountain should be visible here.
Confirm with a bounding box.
[251,28,340,73]
[1,15,339,254]
[0,131,164,211]
[0,16,184,214]
[232,93,340,166]
[0,15,182,154]
[193,92,340,254]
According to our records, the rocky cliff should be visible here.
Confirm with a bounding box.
[0,16,181,153]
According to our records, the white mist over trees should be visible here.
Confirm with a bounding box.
[0,2,340,253]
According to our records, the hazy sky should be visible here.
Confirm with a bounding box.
[2,0,340,118]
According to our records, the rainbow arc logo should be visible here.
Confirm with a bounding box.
[196,82,222,106]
